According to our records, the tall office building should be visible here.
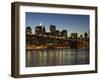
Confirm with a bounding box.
[71,33,78,39]
[35,26,43,35]
[35,26,46,35]
[61,30,67,38]
[42,26,46,35]
[55,30,60,36]
[79,34,83,39]
[50,25,56,33]
[26,26,32,35]
[84,32,88,39]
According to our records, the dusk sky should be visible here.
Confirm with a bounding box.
[25,12,89,36]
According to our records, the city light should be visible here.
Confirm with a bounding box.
[26,25,89,49]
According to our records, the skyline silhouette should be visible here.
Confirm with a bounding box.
[25,12,89,36]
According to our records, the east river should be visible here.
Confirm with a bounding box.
[26,48,89,67]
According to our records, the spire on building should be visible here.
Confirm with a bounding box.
[39,22,42,26]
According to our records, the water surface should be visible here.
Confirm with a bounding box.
[26,48,89,67]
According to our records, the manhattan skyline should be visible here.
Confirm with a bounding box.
[25,12,89,36]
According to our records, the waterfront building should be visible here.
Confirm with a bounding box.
[45,32,52,36]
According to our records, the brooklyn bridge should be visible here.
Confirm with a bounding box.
[26,34,89,49]
[26,25,89,49]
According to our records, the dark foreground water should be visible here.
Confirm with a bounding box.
[26,48,89,67]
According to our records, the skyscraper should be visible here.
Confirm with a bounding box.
[79,34,83,39]
[35,26,43,35]
[35,26,46,35]
[42,26,46,35]
[61,30,67,38]
[26,26,32,35]
[71,33,78,39]
[50,25,56,33]
[84,32,88,39]
[55,30,60,36]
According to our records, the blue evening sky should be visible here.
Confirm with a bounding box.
[26,12,89,36]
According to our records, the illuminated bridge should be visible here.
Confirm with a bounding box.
[26,34,89,49]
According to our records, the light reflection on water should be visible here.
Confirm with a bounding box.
[26,49,89,67]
